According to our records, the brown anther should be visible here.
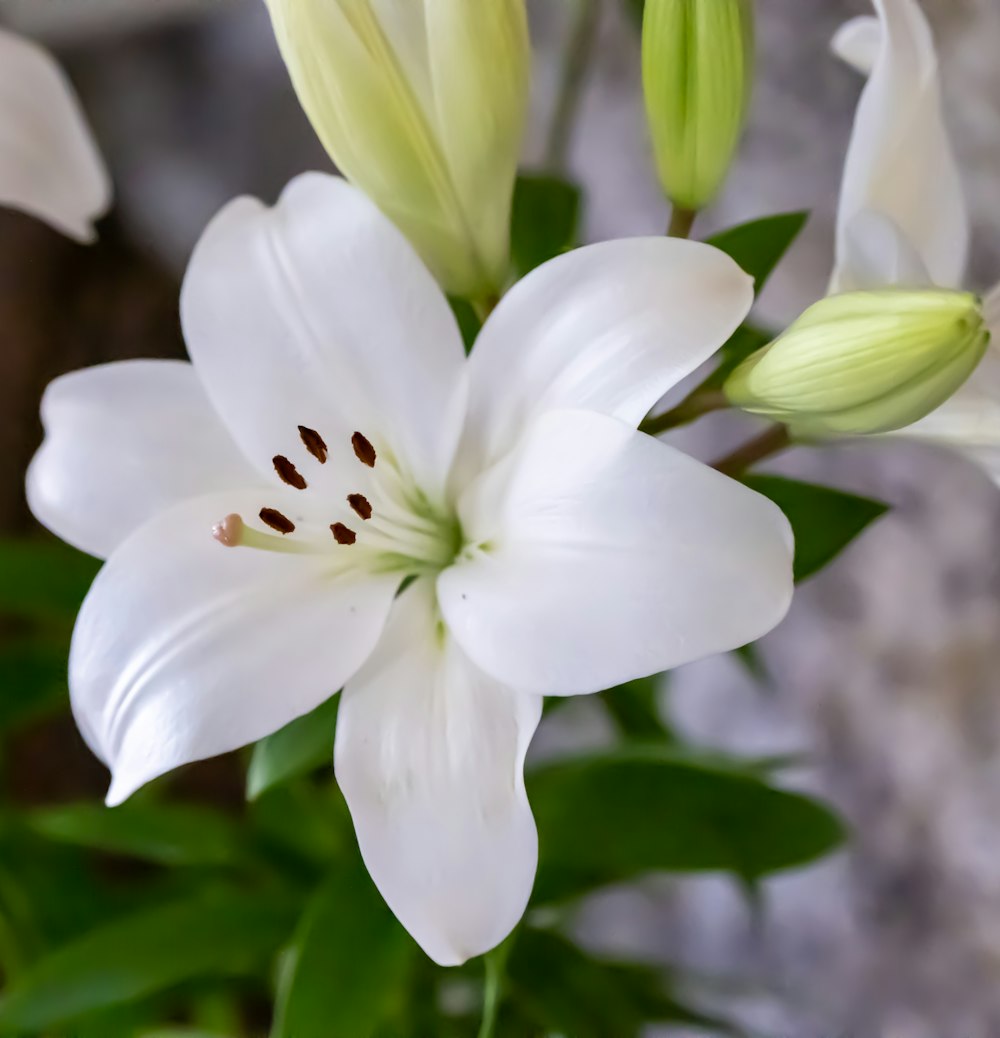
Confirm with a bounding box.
[273,455,307,490]
[212,513,244,547]
[331,522,357,546]
[347,493,373,521]
[352,432,377,468]
[298,425,328,464]
[260,508,295,535]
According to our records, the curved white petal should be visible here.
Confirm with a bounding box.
[71,491,398,806]
[180,173,467,501]
[0,29,110,241]
[336,579,540,967]
[27,361,259,560]
[439,410,794,697]
[832,0,967,292]
[455,238,753,479]
[832,16,882,76]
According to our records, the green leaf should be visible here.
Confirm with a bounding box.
[706,211,809,292]
[0,537,100,621]
[271,862,414,1038]
[743,474,889,582]
[28,801,246,868]
[510,175,582,277]
[599,675,673,741]
[502,929,735,1037]
[0,639,69,731]
[530,748,844,902]
[0,886,299,1032]
[247,694,340,800]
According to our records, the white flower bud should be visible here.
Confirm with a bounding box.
[725,289,990,437]
[265,0,530,300]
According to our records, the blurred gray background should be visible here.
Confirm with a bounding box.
[3,0,1000,1033]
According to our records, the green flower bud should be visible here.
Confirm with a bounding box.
[264,0,529,301]
[642,0,754,211]
[724,289,990,437]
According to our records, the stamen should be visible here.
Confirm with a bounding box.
[299,425,328,464]
[273,455,307,490]
[331,522,357,546]
[212,513,245,547]
[352,432,377,468]
[347,493,373,520]
[260,508,296,535]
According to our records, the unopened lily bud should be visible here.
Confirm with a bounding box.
[264,0,529,300]
[724,290,990,437]
[642,0,754,211]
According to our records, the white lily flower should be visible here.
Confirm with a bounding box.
[28,174,793,965]
[832,0,1000,482]
[0,28,110,241]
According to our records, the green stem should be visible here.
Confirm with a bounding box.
[545,0,602,172]
[640,388,729,436]
[667,205,698,239]
[711,424,791,478]
[477,941,512,1038]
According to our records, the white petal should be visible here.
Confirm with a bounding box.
[0,29,110,241]
[439,410,794,697]
[335,579,540,967]
[27,361,259,560]
[180,173,467,500]
[832,16,882,76]
[832,0,967,292]
[455,238,753,478]
[70,492,398,806]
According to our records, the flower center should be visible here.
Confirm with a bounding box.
[212,424,462,576]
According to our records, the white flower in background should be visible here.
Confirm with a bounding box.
[832,0,1000,480]
[264,0,529,301]
[0,28,110,241]
[28,174,793,966]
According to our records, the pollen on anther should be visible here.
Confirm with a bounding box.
[212,513,244,547]
[298,425,328,464]
[331,522,357,546]
[260,508,295,535]
[347,493,373,520]
[352,432,377,468]
[273,455,307,490]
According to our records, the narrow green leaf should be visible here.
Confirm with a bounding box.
[743,474,889,582]
[271,862,414,1038]
[0,538,100,621]
[530,748,844,902]
[0,886,299,1032]
[504,929,735,1037]
[247,694,339,800]
[510,175,582,277]
[706,211,809,292]
[28,802,246,867]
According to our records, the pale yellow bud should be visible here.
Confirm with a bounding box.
[265,0,530,300]
[642,0,754,211]
[724,289,990,437]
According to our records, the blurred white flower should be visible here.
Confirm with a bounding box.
[832,0,1000,481]
[263,0,529,301]
[0,28,110,241]
[28,174,793,966]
